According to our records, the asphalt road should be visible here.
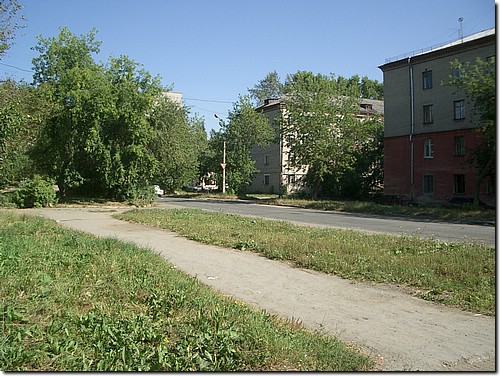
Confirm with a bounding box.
[157,197,495,248]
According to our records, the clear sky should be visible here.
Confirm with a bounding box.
[0,0,495,134]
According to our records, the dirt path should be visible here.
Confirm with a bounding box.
[27,207,495,371]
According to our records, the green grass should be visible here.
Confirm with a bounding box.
[116,208,495,316]
[0,210,372,371]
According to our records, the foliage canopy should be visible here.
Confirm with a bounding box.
[449,57,495,206]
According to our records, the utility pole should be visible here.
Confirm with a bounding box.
[222,137,226,193]
[214,114,227,193]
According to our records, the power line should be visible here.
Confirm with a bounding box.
[184,96,234,104]
[0,62,32,73]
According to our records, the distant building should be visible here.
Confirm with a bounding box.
[247,97,384,194]
[163,91,183,106]
[379,28,495,206]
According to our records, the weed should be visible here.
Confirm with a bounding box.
[0,210,372,371]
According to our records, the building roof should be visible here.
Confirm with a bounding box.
[380,27,495,70]
[256,96,384,116]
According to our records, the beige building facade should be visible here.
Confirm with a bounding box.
[379,28,495,206]
[247,97,384,194]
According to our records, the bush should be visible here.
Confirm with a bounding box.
[14,176,58,208]
[0,190,18,208]
[116,184,157,207]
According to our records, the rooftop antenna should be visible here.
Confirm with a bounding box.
[458,17,464,42]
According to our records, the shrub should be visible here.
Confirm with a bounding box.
[116,184,157,207]
[0,190,17,208]
[14,176,58,208]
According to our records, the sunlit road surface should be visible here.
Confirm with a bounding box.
[157,197,495,248]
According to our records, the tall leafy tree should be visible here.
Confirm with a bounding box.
[148,95,207,192]
[31,27,103,196]
[101,55,162,199]
[248,70,284,105]
[0,79,48,186]
[31,27,163,200]
[360,76,384,100]
[281,71,362,200]
[322,116,384,198]
[218,95,275,194]
[0,0,25,58]
[449,57,495,206]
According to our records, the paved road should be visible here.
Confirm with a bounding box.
[157,197,495,248]
[27,207,495,371]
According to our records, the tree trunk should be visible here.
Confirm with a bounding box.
[473,151,494,207]
[311,179,321,201]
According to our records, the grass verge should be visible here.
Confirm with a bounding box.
[116,208,495,316]
[0,210,372,371]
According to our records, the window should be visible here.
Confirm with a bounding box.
[424,139,434,158]
[264,174,270,185]
[264,155,269,165]
[454,175,465,194]
[287,174,296,185]
[487,176,495,195]
[423,105,433,124]
[423,175,434,194]
[451,66,463,78]
[454,100,465,120]
[454,136,465,156]
[422,70,433,89]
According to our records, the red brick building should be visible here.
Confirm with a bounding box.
[379,28,495,206]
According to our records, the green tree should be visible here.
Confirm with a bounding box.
[0,0,25,58]
[281,71,362,200]
[217,95,275,194]
[149,94,207,192]
[248,70,284,105]
[360,76,384,100]
[449,57,495,206]
[31,27,163,201]
[335,74,383,99]
[101,55,162,200]
[30,27,103,196]
[323,116,384,198]
[0,80,48,187]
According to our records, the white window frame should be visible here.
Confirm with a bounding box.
[454,100,465,120]
[423,174,434,194]
[422,70,433,90]
[423,104,433,124]
[454,136,465,156]
[424,139,434,158]
[264,174,270,185]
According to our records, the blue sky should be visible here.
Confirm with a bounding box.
[0,0,495,134]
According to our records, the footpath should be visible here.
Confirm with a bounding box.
[28,207,495,371]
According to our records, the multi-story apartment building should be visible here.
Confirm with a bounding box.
[379,28,495,206]
[247,97,384,194]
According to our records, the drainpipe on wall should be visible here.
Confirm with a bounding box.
[408,57,415,202]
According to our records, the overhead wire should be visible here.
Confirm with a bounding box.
[0,62,234,119]
[0,62,33,73]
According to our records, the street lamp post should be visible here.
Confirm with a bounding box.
[214,114,226,194]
